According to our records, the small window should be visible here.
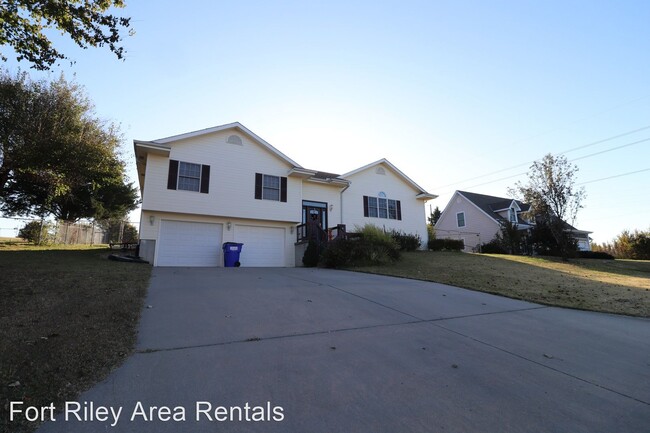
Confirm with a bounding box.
[509,208,517,223]
[457,212,466,228]
[226,134,243,145]
[262,175,280,201]
[178,162,201,192]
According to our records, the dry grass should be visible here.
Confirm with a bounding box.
[353,251,650,317]
[0,240,151,433]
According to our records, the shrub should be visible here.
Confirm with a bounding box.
[302,240,321,267]
[427,224,435,242]
[18,220,53,244]
[320,238,354,268]
[428,238,464,251]
[390,230,421,251]
[428,239,444,251]
[577,251,615,260]
[322,224,401,268]
[479,239,508,254]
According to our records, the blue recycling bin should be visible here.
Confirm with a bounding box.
[223,242,244,267]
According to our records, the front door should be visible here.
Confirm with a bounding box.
[302,200,328,230]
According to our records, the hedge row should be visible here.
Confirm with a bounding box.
[428,238,464,251]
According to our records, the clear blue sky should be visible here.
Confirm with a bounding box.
[2,0,649,243]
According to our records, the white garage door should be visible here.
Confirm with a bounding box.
[234,225,285,267]
[157,220,223,267]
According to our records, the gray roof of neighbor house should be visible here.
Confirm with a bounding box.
[457,190,591,234]
[457,191,531,226]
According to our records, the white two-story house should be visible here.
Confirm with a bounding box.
[134,122,436,267]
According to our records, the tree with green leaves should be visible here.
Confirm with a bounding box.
[0,69,138,221]
[511,154,585,260]
[0,0,132,70]
[428,205,441,226]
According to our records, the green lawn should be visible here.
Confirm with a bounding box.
[0,240,151,433]
[352,251,650,317]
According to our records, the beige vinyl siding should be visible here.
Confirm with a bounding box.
[435,192,500,251]
[342,162,429,247]
[301,182,344,228]
[141,130,301,224]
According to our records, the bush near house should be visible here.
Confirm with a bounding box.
[428,238,464,251]
[321,224,400,268]
[390,230,422,251]
[479,239,508,254]
[302,240,321,267]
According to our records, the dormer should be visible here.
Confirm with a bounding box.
[508,200,521,224]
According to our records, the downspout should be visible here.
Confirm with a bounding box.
[339,182,351,226]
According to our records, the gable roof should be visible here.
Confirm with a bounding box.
[134,123,435,196]
[457,191,531,226]
[343,158,437,199]
[136,121,301,168]
[453,190,591,233]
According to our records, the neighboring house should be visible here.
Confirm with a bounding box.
[435,190,592,252]
[134,122,436,267]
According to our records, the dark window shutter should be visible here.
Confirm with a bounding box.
[200,165,210,194]
[255,173,263,199]
[167,160,179,190]
[396,200,402,220]
[280,177,287,202]
[363,196,369,217]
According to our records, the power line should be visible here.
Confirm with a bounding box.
[569,137,650,162]
[561,125,650,155]
[435,133,650,195]
[435,125,650,190]
[577,168,650,186]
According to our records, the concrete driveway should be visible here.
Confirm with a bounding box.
[39,268,649,432]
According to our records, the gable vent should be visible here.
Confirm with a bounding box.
[226,134,243,145]
[376,167,386,175]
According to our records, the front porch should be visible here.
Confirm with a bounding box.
[294,222,349,267]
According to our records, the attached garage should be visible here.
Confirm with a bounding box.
[157,220,223,267]
[234,225,286,267]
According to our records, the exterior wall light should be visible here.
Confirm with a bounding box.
[149,215,155,225]
[227,222,232,231]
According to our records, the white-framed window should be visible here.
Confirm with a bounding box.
[378,198,388,218]
[368,197,379,217]
[255,173,287,202]
[262,174,280,201]
[456,212,466,228]
[178,162,201,192]
[388,200,397,219]
[364,196,401,220]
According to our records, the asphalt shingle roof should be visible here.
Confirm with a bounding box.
[457,191,531,225]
